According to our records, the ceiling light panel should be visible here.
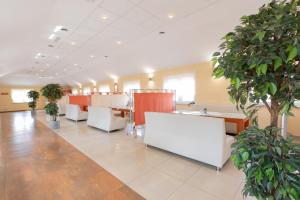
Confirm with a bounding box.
[139,18,163,33]
[101,0,134,16]
[68,27,97,43]
[86,7,117,26]
[123,7,152,25]
[140,0,215,22]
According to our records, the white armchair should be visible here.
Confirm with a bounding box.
[65,104,88,122]
[87,106,126,133]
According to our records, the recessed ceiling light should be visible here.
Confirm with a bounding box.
[101,15,108,20]
[48,34,56,40]
[74,63,78,66]
[71,41,76,46]
[34,53,42,59]
[168,14,175,19]
[89,54,95,58]
[53,25,63,33]
[55,55,60,59]
[116,41,122,45]
[55,73,59,76]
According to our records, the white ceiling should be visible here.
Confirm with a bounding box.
[0,0,271,86]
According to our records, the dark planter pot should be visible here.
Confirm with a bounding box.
[49,120,60,129]
[31,110,37,116]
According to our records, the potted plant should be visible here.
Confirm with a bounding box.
[27,90,40,115]
[212,0,300,199]
[41,84,64,129]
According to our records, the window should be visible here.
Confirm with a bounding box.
[11,89,32,103]
[99,85,110,94]
[72,88,78,95]
[123,80,141,93]
[163,73,195,103]
[83,87,91,95]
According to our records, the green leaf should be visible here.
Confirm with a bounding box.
[250,64,256,69]
[257,31,266,42]
[212,52,220,57]
[281,103,290,114]
[255,31,266,42]
[213,68,224,78]
[287,46,298,62]
[275,147,281,156]
[266,168,274,181]
[235,78,241,89]
[269,82,277,95]
[257,64,268,75]
[260,64,268,75]
[242,151,249,161]
[274,57,282,71]
[211,57,218,67]
[288,188,298,199]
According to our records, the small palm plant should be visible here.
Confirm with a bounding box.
[41,84,63,125]
[27,90,40,111]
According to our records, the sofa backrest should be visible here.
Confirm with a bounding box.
[66,104,81,117]
[91,94,129,108]
[87,106,112,126]
[144,112,226,167]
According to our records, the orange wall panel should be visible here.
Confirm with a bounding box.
[69,95,91,110]
[134,93,174,126]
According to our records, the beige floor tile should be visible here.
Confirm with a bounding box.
[106,160,154,184]
[168,184,219,200]
[155,155,200,182]
[186,165,243,200]
[220,160,245,179]
[129,169,183,200]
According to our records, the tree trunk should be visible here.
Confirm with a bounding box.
[270,99,280,127]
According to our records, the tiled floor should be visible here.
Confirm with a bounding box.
[0,112,143,200]
[36,111,249,200]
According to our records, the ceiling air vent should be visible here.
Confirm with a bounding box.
[61,28,69,32]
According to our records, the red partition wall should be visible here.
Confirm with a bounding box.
[69,95,91,111]
[134,93,174,126]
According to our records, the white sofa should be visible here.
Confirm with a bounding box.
[87,106,126,133]
[91,94,129,108]
[144,112,234,169]
[58,104,66,115]
[65,104,88,121]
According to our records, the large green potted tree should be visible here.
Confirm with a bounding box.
[27,90,40,115]
[212,0,300,199]
[41,84,64,129]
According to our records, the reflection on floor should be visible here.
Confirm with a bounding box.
[0,111,143,200]
[36,111,248,200]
